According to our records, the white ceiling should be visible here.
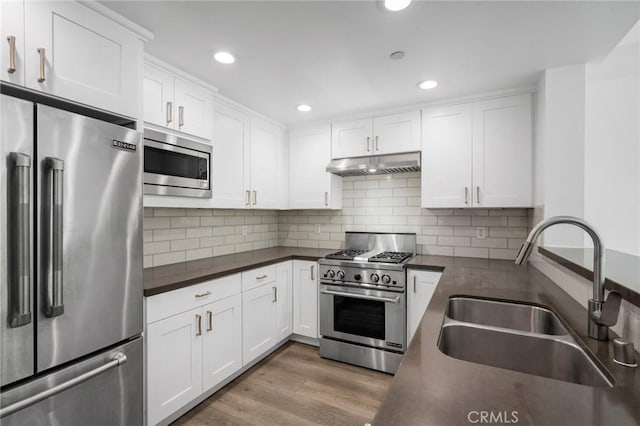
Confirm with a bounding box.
[104,1,639,125]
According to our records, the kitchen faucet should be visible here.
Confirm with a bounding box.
[515,216,621,340]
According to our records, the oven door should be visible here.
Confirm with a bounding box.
[319,283,406,352]
[143,139,211,198]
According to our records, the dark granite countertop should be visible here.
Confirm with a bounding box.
[539,246,640,307]
[143,247,333,296]
[374,255,640,426]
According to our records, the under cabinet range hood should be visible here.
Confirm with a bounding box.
[325,152,421,177]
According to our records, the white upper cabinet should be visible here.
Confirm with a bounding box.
[12,1,144,118]
[250,118,281,209]
[331,110,420,159]
[143,60,213,140]
[289,124,342,209]
[143,62,174,128]
[1,0,25,86]
[422,103,474,208]
[422,93,532,208]
[373,110,421,155]
[210,100,251,208]
[472,94,532,207]
[331,118,372,159]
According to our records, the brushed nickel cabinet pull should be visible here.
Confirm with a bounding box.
[476,186,480,204]
[375,135,379,151]
[252,190,257,206]
[272,286,277,303]
[256,274,267,280]
[366,136,370,152]
[324,191,328,207]
[7,36,16,73]
[194,291,211,298]
[464,187,469,205]
[310,265,315,281]
[166,102,173,125]
[195,314,202,336]
[37,48,45,82]
[245,190,250,206]
[178,106,184,127]
[413,275,417,293]
[206,310,213,331]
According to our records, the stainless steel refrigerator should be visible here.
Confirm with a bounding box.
[0,93,143,425]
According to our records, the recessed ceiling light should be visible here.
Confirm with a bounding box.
[390,51,405,60]
[214,51,235,64]
[384,0,412,11]
[418,80,438,90]
[297,104,312,112]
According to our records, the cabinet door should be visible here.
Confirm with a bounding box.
[289,124,342,209]
[250,118,280,209]
[147,308,203,426]
[373,110,421,155]
[331,118,372,159]
[242,284,277,365]
[1,0,25,86]
[174,77,213,140]
[421,104,473,208]
[202,294,242,392]
[275,262,293,341]
[472,93,532,207]
[293,261,318,338]
[407,270,441,344]
[211,100,251,208]
[143,62,174,128]
[24,1,141,118]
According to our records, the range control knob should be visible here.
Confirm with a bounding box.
[354,274,362,281]
[381,274,391,284]
[370,273,380,283]
[336,270,345,279]
[327,269,335,278]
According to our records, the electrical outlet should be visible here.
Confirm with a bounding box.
[315,224,321,234]
[242,225,248,236]
[476,227,487,239]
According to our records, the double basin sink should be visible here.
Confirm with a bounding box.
[437,297,614,387]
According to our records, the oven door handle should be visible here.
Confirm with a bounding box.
[320,289,400,304]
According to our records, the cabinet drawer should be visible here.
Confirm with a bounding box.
[242,265,277,292]
[146,274,241,324]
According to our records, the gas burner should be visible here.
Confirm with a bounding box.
[368,251,414,264]
[325,249,368,261]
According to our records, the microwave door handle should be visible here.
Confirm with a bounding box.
[9,153,32,327]
[45,157,64,318]
[320,289,400,304]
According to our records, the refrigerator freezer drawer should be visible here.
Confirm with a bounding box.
[0,337,142,426]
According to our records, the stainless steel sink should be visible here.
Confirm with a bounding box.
[447,297,567,335]
[438,297,614,387]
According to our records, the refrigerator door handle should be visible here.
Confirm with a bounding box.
[45,157,64,318]
[0,352,127,418]
[9,153,32,328]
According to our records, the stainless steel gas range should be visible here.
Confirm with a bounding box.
[318,232,416,374]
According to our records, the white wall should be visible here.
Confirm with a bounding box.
[540,64,587,247]
[584,23,640,255]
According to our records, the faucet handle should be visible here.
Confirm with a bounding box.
[592,291,622,326]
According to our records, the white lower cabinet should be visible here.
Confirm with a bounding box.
[202,294,243,392]
[147,308,203,426]
[293,260,318,338]
[146,275,242,425]
[242,261,293,365]
[407,269,442,344]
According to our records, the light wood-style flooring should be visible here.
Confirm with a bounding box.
[173,342,393,426]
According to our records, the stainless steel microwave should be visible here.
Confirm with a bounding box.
[143,129,212,198]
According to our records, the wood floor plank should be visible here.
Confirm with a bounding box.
[172,342,392,426]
